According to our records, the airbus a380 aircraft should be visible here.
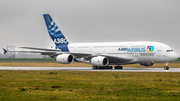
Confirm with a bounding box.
[3,14,178,70]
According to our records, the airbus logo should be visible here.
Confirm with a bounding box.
[118,48,128,51]
[54,38,68,44]
[118,46,154,52]
[127,47,146,52]
[118,47,146,52]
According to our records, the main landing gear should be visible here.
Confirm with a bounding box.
[92,65,123,70]
[164,63,169,70]
[92,66,113,69]
[114,65,123,69]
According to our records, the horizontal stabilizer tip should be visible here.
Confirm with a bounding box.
[3,48,7,54]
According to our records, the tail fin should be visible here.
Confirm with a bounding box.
[43,14,69,46]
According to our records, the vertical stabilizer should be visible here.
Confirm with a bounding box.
[43,14,69,46]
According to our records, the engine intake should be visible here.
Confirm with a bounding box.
[56,54,74,64]
[91,56,109,67]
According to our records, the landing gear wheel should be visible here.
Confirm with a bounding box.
[92,66,96,69]
[114,66,123,69]
[164,66,169,70]
[107,66,112,69]
[92,66,113,70]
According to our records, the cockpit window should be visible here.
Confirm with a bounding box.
[166,50,173,52]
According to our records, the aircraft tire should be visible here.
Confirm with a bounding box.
[114,66,123,69]
[92,66,97,69]
[164,66,169,70]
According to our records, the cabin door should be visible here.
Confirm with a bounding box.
[157,50,161,57]
[89,45,93,53]
[74,46,77,52]
[134,52,138,57]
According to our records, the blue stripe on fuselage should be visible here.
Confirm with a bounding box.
[56,44,69,52]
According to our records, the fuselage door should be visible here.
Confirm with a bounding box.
[89,45,93,53]
[74,45,77,52]
[103,51,106,54]
[134,52,138,57]
[157,50,161,57]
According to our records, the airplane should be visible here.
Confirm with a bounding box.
[3,14,178,70]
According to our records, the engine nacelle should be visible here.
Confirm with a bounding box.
[91,56,109,67]
[140,63,155,66]
[56,54,74,64]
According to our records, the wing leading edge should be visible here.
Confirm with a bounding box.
[3,47,134,64]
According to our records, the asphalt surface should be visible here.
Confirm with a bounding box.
[0,67,180,72]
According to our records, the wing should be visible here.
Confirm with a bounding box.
[3,47,95,58]
[71,53,134,64]
[19,47,61,51]
[3,47,134,64]
[3,47,61,58]
[100,54,134,64]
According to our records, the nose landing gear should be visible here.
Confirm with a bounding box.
[164,63,169,70]
[164,66,169,70]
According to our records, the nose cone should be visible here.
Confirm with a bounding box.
[171,52,178,61]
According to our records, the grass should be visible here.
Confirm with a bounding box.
[0,62,92,67]
[174,58,180,63]
[0,58,180,68]
[0,71,180,100]
[0,62,180,68]
[0,58,180,100]
[0,58,179,63]
[0,58,56,62]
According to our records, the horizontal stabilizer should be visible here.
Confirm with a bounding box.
[3,48,7,54]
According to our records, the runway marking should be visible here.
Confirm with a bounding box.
[0,67,180,72]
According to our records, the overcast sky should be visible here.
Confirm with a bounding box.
[0,0,180,55]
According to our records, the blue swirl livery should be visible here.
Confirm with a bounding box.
[43,14,69,52]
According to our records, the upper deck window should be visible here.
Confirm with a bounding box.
[166,50,173,52]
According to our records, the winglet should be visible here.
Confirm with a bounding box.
[3,48,7,54]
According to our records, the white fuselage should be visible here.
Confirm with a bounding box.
[67,41,178,65]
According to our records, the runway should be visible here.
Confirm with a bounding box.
[0,67,180,72]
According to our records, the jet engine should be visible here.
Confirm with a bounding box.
[91,56,109,67]
[140,63,155,66]
[56,54,74,64]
